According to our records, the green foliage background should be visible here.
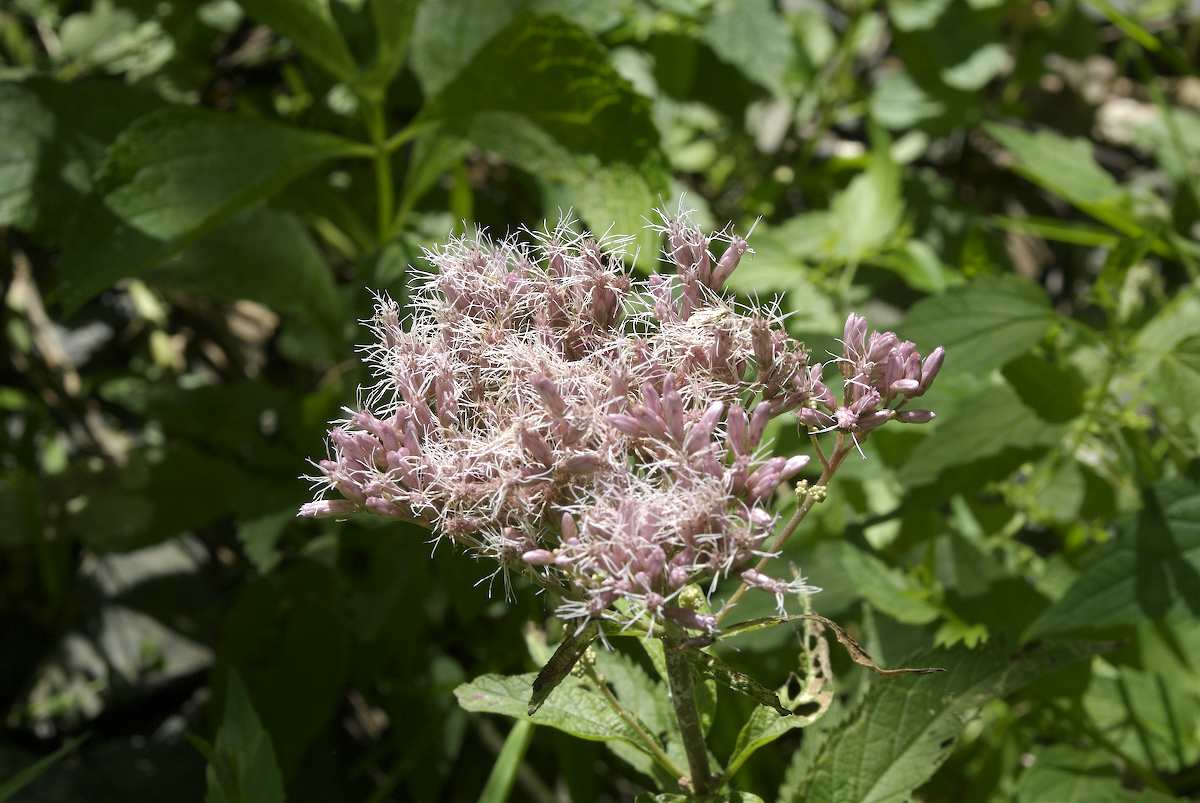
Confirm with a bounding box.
[1,0,1199,800]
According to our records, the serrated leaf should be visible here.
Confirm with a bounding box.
[415,15,665,253]
[144,207,344,347]
[901,383,1064,491]
[0,78,158,241]
[366,0,419,86]
[1015,745,1177,803]
[900,276,1055,375]
[206,670,284,803]
[702,0,796,97]
[455,672,650,751]
[841,543,941,625]
[986,124,1141,235]
[1026,480,1200,639]
[237,0,357,82]
[726,624,833,779]
[56,107,360,312]
[220,561,349,778]
[785,643,1097,803]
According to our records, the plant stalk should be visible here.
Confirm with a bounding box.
[664,641,713,797]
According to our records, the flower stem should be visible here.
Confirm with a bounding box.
[664,640,713,797]
[581,664,687,781]
[715,434,849,626]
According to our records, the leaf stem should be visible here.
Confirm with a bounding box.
[664,640,714,797]
[580,663,687,780]
[715,434,849,626]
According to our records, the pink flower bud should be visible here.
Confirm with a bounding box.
[522,549,556,566]
[298,499,356,518]
[890,378,920,395]
[919,347,945,393]
[898,409,935,424]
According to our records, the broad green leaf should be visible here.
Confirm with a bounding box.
[0,78,158,241]
[702,0,796,97]
[1001,352,1087,424]
[940,42,1009,91]
[1015,745,1176,803]
[417,14,660,172]
[1026,480,1200,639]
[409,0,526,95]
[221,561,349,778]
[478,720,535,803]
[726,627,833,778]
[1135,287,1200,365]
[454,672,650,751]
[785,643,1097,803]
[367,0,419,86]
[594,648,670,735]
[1082,663,1200,775]
[206,671,284,803]
[841,543,941,625]
[901,276,1055,376]
[56,107,360,312]
[416,16,665,253]
[1150,335,1200,447]
[869,70,945,130]
[902,384,1064,491]
[986,124,1141,235]
[888,0,952,31]
[237,0,357,82]
[829,150,903,264]
[143,207,345,347]
[0,736,86,803]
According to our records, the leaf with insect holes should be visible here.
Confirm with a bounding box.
[784,642,1100,803]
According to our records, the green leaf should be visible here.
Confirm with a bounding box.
[1082,663,1200,775]
[417,15,665,254]
[902,383,1064,491]
[1001,352,1087,424]
[454,672,651,751]
[0,77,158,241]
[56,107,360,312]
[143,207,345,347]
[1150,335,1200,447]
[785,643,1097,803]
[1015,745,1176,803]
[1026,480,1200,640]
[985,124,1141,235]
[529,621,597,714]
[367,0,420,86]
[409,0,526,95]
[206,670,284,803]
[841,543,941,625]
[901,276,1056,376]
[220,561,349,778]
[478,720,536,803]
[702,0,796,97]
[237,0,358,82]
[829,150,904,264]
[726,628,833,778]
[0,736,87,803]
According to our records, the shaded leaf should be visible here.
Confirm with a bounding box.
[986,124,1141,235]
[784,643,1098,803]
[57,107,360,312]
[1026,480,1200,639]
[901,276,1055,376]
[206,670,284,803]
[237,0,357,82]
[455,672,650,751]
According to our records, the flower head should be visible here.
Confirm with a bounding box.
[300,211,943,631]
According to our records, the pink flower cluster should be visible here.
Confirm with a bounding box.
[300,212,943,631]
